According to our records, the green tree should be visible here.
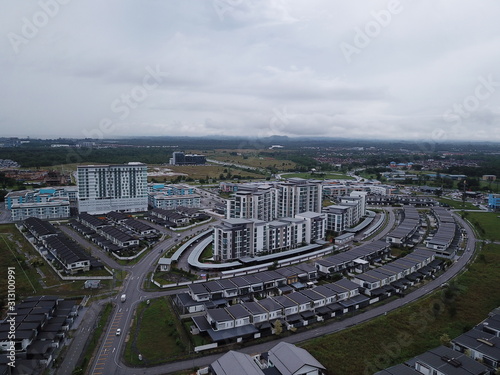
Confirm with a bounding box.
[440,333,451,347]
[274,320,283,335]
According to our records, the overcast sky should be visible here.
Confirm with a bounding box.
[2,0,500,142]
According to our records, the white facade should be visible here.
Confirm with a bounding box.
[213,213,326,262]
[77,163,147,214]
[227,186,278,222]
[11,201,70,221]
[5,186,77,221]
[227,179,322,221]
[149,194,201,209]
[277,179,322,218]
[324,191,367,233]
[295,212,327,243]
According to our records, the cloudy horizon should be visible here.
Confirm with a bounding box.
[2,1,500,142]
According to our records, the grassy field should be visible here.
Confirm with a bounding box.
[437,197,479,210]
[302,218,500,374]
[209,150,297,171]
[124,297,191,366]
[282,172,354,180]
[0,225,41,302]
[464,211,500,241]
[0,224,114,304]
[149,164,266,182]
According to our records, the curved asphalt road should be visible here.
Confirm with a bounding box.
[78,208,476,375]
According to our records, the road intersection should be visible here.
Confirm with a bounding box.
[60,208,477,375]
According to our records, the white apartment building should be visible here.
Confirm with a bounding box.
[295,212,327,243]
[213,218,267,261]
[11,200,70,221]
[77,162,147,214]
[213,212,325,262]
[227,186,278,222]
[323,205,351,233]
[5,187,77,221]
[226,179,322,221]
[277,178,322,218]
[323,191,367,233]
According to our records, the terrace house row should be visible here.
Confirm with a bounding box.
[385,206,421,247]
[0,296,79,373]
[147,207,192,227]
[451,309,500,373]
[23,217,100,274]
[376,346,490,375]
[176,264,318,314]
[352,249,442,298]
[426,206,457,258]
[190,278,365,344]
[76,213,139,248]
[315,239,391,276]
[106,211,158,237]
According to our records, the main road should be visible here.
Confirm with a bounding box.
[83,219,219,375]
[82,209,477,375]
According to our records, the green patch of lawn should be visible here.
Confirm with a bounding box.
[437,198,478,210]
[200,243,213,260]
[210,151,297,171]
[124,297,191,366]
[302,246,500,374]
[283,172,354,180]
[0,224,113,301]
[0,226,41,301]
[159,165,267,182]
[463,211,500,241]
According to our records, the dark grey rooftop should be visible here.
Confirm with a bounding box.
[374,364,422,375]
[452,327,500,361]
[273,296,297,309]
[406,345,489,375]
[207,308,233,322]
[226,304,251,320]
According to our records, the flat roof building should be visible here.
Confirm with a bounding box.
[77,163,147,215]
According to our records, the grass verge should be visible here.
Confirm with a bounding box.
[463,211,500,241]
[283,172,354,180]
[302,244,500,374]
[72,303,113,375]
[437,197,478,210]
[124,296,192,366]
